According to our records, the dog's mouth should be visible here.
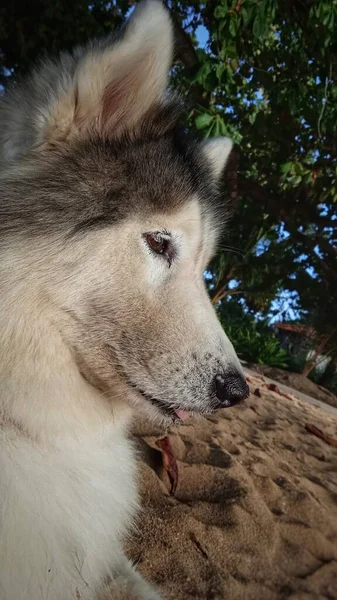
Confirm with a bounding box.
[135,387,192,422]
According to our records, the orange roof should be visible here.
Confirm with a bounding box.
[274,322,318,337]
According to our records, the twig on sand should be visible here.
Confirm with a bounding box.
[264,382,295,401]
[156,436,179,495]
[305,424,337,448]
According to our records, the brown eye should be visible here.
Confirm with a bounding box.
[144,232,174,266]
[146,233,167,254]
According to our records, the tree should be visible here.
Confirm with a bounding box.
[168,0,337,380]
[0,0,130,82]
[1,0,336,380]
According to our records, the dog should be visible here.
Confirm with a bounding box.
[0,2,249,598]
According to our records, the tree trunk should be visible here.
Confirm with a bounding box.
[210,267,236,305]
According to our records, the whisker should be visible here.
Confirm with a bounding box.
[217,245,246,258]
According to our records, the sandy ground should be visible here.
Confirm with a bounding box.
[244,364,337,410]
[243,367,337,418]
[126,371,337,600]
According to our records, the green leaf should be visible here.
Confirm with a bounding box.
[293,162,303,176]
[216,63,226,82]
[281,162,293,174]
[195,113,214,130]
[222,39,238,59]
[322,9,332,26]
[229,15,238,37]
[241,7,250,27]
[196,48,207,63]
[219,119,228,136]
[229,58,239,72]
[213,118,221,137]
[204,121,216,139]
[253,15,262,37]
[214,5,227,19]
[195,63,212,85]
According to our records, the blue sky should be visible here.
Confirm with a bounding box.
[195,25,209,48]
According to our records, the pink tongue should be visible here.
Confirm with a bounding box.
[174,409,190,421]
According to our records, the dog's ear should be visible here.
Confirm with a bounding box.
[52,0,173,142]
[202,138,233,179]
[0,1,173,160]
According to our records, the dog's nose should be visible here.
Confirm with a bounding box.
[214,373,249,407]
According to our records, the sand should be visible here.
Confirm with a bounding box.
[244,364,337,410]
[125,372,337,600]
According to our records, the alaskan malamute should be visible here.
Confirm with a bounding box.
[0,2,248,598]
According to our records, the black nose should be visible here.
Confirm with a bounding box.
[214,373,250,408]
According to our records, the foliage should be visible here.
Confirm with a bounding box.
[0,0,336,377]
[226,324,289,368]
[0,0,129,82]
[167,0,337,346]
[218,299,289,368]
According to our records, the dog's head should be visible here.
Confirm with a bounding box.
[0,1,249,425]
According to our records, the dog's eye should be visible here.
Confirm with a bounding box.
[145,232,173,266]
[146,233,167,254]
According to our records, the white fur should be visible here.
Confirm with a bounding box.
[202,137,233,178]
[0,200,241,600]
[0,288,140,600]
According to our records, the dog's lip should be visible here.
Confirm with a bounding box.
[133,386,193,421]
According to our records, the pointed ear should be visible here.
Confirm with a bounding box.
[69,0,174,138]
[202,137,233,179]
[0,1,173,159]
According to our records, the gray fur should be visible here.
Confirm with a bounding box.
[0,109,225,237]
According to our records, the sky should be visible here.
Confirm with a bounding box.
[195,24,209,48]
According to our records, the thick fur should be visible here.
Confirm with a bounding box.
[0,2,244,599]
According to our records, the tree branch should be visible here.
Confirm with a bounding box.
[170,11,199,72]
[238,177,337,281]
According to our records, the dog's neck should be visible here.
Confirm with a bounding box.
[0,280,131,444]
